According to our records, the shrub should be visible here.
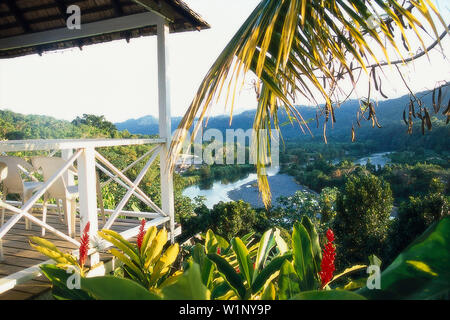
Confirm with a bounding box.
[333,170,393,269]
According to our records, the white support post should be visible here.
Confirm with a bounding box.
[76,147,99,266]
[61,149,74,186]
[157,20,175,243]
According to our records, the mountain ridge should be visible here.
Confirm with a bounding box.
[115,87,449,140]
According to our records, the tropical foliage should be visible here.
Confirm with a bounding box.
[29,215,450,300]
[97,222,180,291]
[333,170,393,268]
[168,0,448,207]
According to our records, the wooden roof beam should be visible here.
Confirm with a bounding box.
[0,11,163,52]
[111,0,125,17]
[2,4,121,28]
[53,0,70,21]
[4,0,31,33]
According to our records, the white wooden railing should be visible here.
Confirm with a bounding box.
[0,138,176,266]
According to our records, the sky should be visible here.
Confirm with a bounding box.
[0,0,449,124]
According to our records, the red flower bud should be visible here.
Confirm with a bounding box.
[320,228,336,289]
[326,229,335,242]
[137,219,146,251]
[217,247,221,255]
[79,222,90,268]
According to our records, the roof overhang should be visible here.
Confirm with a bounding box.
[0,0,210,59]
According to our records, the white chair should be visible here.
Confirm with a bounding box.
[32,157,79,238]
[0,162,7,185]
[0,156,43,227]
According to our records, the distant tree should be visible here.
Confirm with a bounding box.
[365,158,376,173]
[179,199,260,242]
[276,190,321,230]
[72,114,117,135]
[272,187,338,235]
[199,165,211,180]
[209,201,258,240]
[5,131,25,140]
[319,187,339,225]
[385,178,449,265]
[333,169,393,269]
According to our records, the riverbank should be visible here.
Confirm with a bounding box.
[182,152,394,209]
[182,166,307,208]
[227,173,310,208]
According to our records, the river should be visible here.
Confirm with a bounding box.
[182,152,393,209]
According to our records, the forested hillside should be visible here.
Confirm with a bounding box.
[115,87,449,150]
[0,110,136,140]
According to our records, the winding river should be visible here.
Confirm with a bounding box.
[182,152,393,209]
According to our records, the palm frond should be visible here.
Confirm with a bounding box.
[169,0,448,208]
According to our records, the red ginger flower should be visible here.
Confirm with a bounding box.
[319,228,336,289]
[79,222,90,268]
[137,219,146,250]
[326,229,335,242]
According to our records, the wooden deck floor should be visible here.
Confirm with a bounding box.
[0,210,143,300]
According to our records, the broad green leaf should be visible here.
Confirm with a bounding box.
[207,253,247,299]
[141,226,157,256]
[193,244,215,288]
[145,228,168,268]
[274,228,289,254]
[292,222,315,290]
[339,278,370,291]
[358,217,450,300]
[162,263,210,300]
[278,260,301,300]
[254,228,276,276]
[30,242,71,265]
[109,248,145,282]
[205,229,219,254]
[98,231,140,265]
[301,216,322,273]
[327,265,367,286]
[29,236,59,252]
[231,237,253,287]
[215,234,230,251]
[251,252,292,294]
[211,280,232,300]
[261,282,276,300]
[159,270,183,289]
[241,232,255,245]
[149,243,179,286]
[81,276,160,300]
[40,264,93,300]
